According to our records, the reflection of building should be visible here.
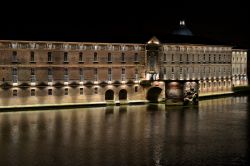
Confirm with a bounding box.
[0,21,248,108]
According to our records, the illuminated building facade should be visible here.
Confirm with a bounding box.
[0,21,248,108]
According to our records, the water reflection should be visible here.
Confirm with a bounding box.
[0,96,249,166]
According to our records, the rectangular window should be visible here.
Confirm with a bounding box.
[134,53,138,62]
[79,52,83,62]
[12,68,17,75]
[164,68,166,74]
[172,54,174,62]
[64,68,69,82]
[94,68,98,81]
[108,68,112,75]
[13,89,17,96]
[164,54,167,62]
[64,68,68,75]
[79,68,84,82]
[94,52,98,62]
[187,54,189,62]
[48,52,52,62]
[122,68,125,74]
[48,89,52,96]
[31,89,36,96]
[31,68,35,75]
[203,54,206,62]
[121,68,125,81]
[64,52,68,62]
[12,51,17,62]
[80,88,84,95]
[12,68,18,83]
[48,68,52,76]
[135,68,139,80]
[48,68,53,83]
[30,51,35,62]
[180,54,182,62]
[31,68,36,82]
[108,68,112,81]
[180,67,182,74]
[121,53,125,62]
[64,88,68,95]
[108,53,112,62]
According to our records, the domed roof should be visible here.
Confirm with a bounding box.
[172,20,193,36]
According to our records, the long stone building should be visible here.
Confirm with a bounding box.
[0,21,248,108]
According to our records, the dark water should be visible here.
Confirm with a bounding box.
[0,96,250,166]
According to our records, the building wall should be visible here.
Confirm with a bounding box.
[232,50,248,86]
[0,40,248,107]
[161,44,233,95]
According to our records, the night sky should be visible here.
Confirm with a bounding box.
[0,3,249,48]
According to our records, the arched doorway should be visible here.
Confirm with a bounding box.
[146,87,162,103]
[105,89,114,100]
[119,89,127,100]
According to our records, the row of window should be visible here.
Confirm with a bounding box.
[11,67,139,83]
[166,67,231,74]
[11,51,140,63]
[163,54,231,63]
[12,87,139,97]
[11,68,136,76]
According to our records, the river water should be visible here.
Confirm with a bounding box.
[0,95,250,166]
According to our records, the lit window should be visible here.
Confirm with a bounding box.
[13,89,17,96]
[31,89,36,96]
[80,88,83,95]
[64,88,68,95]
[48,89,52,96]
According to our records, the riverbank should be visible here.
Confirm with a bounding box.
[1,88,249,111]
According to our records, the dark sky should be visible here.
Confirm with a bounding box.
[0,3,249,48]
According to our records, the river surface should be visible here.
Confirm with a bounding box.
[0,95,250,166]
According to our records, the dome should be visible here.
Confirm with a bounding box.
[172,20,193,36]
